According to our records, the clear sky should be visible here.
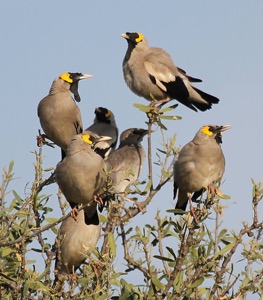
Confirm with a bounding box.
[1,1,263,295]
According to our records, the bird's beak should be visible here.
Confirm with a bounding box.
[135,129,149,136]
[220,125,232,132]
[78,74,93,80]
[142,129,150,136]
[121,33,129,39]
[71,74,93,102]
[98,136,112,142]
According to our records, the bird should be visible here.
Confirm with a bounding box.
[121,32,219,112]
[37,72,93,158]
[106,128,148,197]
[55,131,112,225]
[173,125,231,213]
[85,107,118,159]
[55,210,101,275]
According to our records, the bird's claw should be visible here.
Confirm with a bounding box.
[70,207,79,222]
[94,194,104,209]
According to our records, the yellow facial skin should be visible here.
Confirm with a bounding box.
[59,72,73,83]
[105,110,111,118]
[81,134,93,145]
[201,125,213,136]
[135,32,144,43]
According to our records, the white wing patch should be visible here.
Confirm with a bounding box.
[144,61,175,92]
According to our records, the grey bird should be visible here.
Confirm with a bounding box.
[122,32,219,112]
[55,131,111,225]
[55,210,101,275]
[173,125,231,213]
[107,128,148,195]
[37,72,92,158]
[85,107,118,159]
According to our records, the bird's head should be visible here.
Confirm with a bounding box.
[120,128,148,145]
[200,125,231,144]
[81,132,112,150]
[94,107,114,124]
[59,72,93,102]
[121,32,145,45]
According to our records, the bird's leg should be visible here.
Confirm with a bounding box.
[188,193,199,223]
[119,194,146,213]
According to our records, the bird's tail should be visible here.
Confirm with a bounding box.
[190,86,219,111]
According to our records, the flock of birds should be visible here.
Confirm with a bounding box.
[37,32,230,278]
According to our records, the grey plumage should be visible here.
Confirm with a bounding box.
[173,125,231,212]
[55,210,101,275]
[55,131,111,225]
[37,72,92,156]
[122,32,219,112]
[107,128,148,195]
[85,107,118,159]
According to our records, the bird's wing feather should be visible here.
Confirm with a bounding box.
[144,60,175,92]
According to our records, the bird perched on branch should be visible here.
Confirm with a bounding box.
[106,128,148,209]
[85,107,118,159]
[55,210,101,276]
[173,125,231,214]
[121,32,219,112]
[37,72,92,158]
[55,131,111,225]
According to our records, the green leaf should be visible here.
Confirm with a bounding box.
[143,179,152,193]
[1,248,14,257]
[218,229,227,239]
[207,240,213,256]
[166,208,187,215]
[156,148,167,154]
[157,120,167,130]
[158,104,178,113]
[151,275,165,290]
[159,115,182,120]
[99,214,108,223]
[190,277,204,288]
[218,193,231,200]
[8,161,15,173]
[153,255,175,262]
[45,218,58,223]
[213,242,236,260]
[133,103,152,113]
[108,232,116,257]
[44,167,54,172]
[173,271,184,292]
[31,248,43,253]
[166,246,177,260]
[12,190,23,204]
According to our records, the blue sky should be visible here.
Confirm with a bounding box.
[1,1,263,295]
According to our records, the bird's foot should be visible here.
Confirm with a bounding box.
[208,184,217,200]
[36,129,55,148]
[67,273,78,284]
[70,207,79,222]
[149,98,170,107]
[94,194,104,209]
[36,131,47,147]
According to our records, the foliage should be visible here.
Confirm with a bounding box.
[1,106,263,300]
